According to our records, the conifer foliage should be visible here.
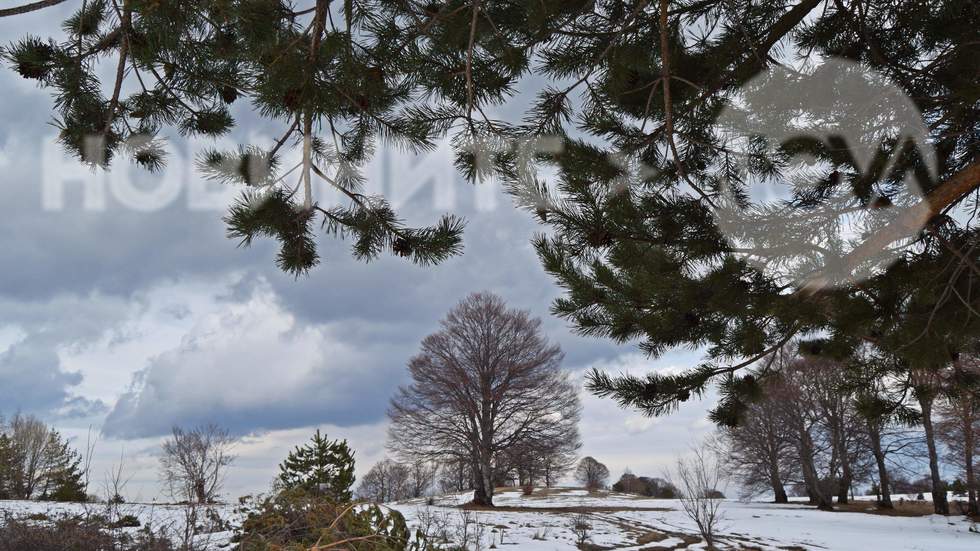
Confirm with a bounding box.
[276,429,355,502]
[3,0,474,275]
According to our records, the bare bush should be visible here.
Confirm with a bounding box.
[668,442,727,550]
[571,513,591,545]
[0,512,174,551]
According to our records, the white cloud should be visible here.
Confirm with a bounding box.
[103,278,413,438]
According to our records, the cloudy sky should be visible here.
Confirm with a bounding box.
[0,7,715,501]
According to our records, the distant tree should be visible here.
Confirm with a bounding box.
[853,353,922,510]
[357,458,410,503]
[936,360,980,516]
[405,459,438,499]
[277,430,355,503]
[771,354,834,511]
[805,359,874,505]
[911,368,949,515]
[575,457,610,492]
[389,292,581,507]
[612,470,642,494]
[437,458,472,495]
[0,415,90,502]
[890,475,932,496]
[6,414,52,499]
[160,424,235,504]
[612,471,679,499]
[540,438,580,488]
[498,434,580,490]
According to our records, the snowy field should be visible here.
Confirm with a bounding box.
[389,488,980,551]
[1,489,978,550]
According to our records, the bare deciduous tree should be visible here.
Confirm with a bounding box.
[669,441,727,550]
[160,424,235,504]
[497,434,579,491]
[575,456,609,492]
[936,359,980,516]
[407,459,439,499]
[721,380,795,503]
[357,458,410,503]
[772,356,835,510]
[388,292,581,507]
[7,413,51,499]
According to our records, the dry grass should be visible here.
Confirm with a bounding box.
[831,500,947,517]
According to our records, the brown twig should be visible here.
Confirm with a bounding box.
[0,0,68,17]
[464,0,481,125]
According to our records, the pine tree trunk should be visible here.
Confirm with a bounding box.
[868,422,893,509]
[837,446,853,505]
[919,396,950,515]
[966,421,977,516]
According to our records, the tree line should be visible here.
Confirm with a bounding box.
[721,346,979,515]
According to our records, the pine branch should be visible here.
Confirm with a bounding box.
[464,0,480,125]
[103,3,129,135]
[805,159,980,291]
[658,0,716,208]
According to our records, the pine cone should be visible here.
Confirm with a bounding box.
[221,85,239,104]
[587,228,612,247]
[283,88,302,110]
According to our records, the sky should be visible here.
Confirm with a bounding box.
[0,6,716,502]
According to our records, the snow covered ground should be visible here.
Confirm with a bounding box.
[389,488,980,551]
[1,489,977,550]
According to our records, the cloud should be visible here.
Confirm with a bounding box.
[574,352,716,481]
[0,293,130,418]
[103,281,416,438]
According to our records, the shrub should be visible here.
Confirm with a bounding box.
[234,488,430,550]
[0,513,173,551]
[111,514,141,528]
